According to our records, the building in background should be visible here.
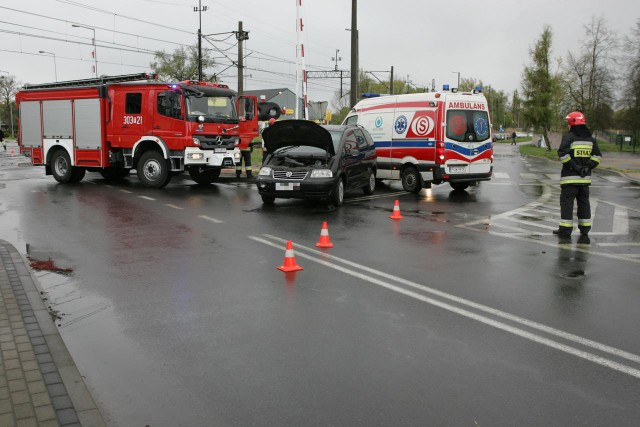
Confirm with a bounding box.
[243,88,329,123]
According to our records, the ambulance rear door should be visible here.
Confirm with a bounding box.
[442,95,492,176]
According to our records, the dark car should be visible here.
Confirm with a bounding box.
[255,120,377,206]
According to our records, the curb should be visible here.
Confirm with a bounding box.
[0,240,107,427]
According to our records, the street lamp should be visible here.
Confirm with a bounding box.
[72,24,98,77]
[452,71,460,89]
[38,51,58,82]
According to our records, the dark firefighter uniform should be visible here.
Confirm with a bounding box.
[555,112,602,237]
[235,141,253,178]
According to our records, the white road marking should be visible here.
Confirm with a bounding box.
[600,176,628,183]
[139,196,155,201]
[520,173,538,180]
[346,191,407,203]
[597,243,640,247]
[251,234,640,378]
[198,214,223,223]
[119,189,132,194]
[165,204,184,210]
[493,172,510,179]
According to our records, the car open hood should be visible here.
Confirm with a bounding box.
[262,120,335,156]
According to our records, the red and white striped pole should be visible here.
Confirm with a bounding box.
[296,0,309,120]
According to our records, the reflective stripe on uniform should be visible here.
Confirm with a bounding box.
[578,219,592,227]
[559,221,573,228]
[591,155,602,164]
[570,141,593,148]
[559,154,572,163]
[560,176,591,185]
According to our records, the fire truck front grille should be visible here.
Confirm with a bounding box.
[195,135,238,150]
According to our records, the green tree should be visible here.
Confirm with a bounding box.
[0,74,18,137]
[521,25,562,150]
[512,89,521,129]
[151,44,216,82]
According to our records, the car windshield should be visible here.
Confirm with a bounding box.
[186,95,238,123]
[445,109,490,142]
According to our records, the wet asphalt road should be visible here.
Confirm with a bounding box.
[1,144,640,426]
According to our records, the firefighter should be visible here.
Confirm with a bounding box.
[235,139,253,179]
[553,111,602,239]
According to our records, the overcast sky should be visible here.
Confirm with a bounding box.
[1,0,638,110]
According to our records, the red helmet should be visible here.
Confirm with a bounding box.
[565,111,586,126]
[268,118,276,125]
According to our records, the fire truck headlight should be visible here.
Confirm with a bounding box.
[310,169,333,178]
[187,152,204,160]
[192,138,201,146]
[259,167,272,176]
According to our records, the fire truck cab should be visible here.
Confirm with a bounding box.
[342,87,493,192]
[16,73,280,188]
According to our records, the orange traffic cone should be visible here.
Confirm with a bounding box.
[389,199,404,220]
[277,240,303,272]
[315,221,334,248]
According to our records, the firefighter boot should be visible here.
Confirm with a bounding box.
[246,170,253,178]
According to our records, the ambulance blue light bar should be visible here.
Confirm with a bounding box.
[443,84,450,91]
[361,93,382,98]
[473,86,483,93]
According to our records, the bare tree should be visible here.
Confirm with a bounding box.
[0,74,18,136]
[562,16,617,131]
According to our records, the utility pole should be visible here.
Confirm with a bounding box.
[349,0,358,108]
[236,21,249,95]
[194,0,208,81]
[390,66,394,95]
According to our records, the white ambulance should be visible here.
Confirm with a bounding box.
[342,87,493,192]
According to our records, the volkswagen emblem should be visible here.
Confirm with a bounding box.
[286,171,293,178]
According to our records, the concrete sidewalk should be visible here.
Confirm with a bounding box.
[0,240,105,427]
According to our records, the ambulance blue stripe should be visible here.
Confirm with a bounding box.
[374,140,435,148]
[445,142,492,156]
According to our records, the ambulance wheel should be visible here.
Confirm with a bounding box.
[401,167,422,193]
[189,167,221,184]
[100,167,130,181]
[51,150,73,183]
[330,177,345,206]
[450,182,470,191]
[69,167,86,183]
[137,151,170,188]
[362,169,376,195]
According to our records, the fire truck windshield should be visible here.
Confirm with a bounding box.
[185,95,239,124]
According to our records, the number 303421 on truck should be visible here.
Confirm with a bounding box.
[16,73,280,188]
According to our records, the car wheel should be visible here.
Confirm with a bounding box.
[51,150,73,183]
[331,177,345,206]
[261,195,275,205]
[401,166,422,193]
[137,151,170,188]
[189,167,221,184]
[362,169,375,195]
[69,167,86,183]
[450,182,470,191]
[100,167,130,181]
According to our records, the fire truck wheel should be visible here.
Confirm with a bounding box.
[69,167,86,183]
[362,169,376,195]
[51,150,73,183]
[137,151,170,188]
[330,177,345,206]
[401,167,422,193]
[450,182,470,191]
[189,167,221,184]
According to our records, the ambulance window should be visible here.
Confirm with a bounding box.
[125,93,142,114]
[344,115,358,125]
[446,109,490,142]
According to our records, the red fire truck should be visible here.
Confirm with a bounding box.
[16,73,280,187]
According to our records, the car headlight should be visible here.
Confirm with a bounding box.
[310,169,333,178]
[259,167,272,176]
[192,138,201,146]
[187,152,204,160]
